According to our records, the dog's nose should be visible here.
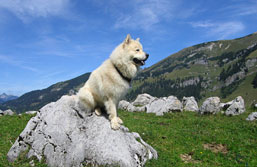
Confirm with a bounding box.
[145,53,149,59]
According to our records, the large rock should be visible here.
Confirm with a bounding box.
[199,97,220,114]
[182,96,199,112]
[146,96,182,116]
[225,96,245,116]
[3,109,15,116]
[118,100,146,112]
[7,95,157,167]
[246,112,257,121]
[132,94,156,106]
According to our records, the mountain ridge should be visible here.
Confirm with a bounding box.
[1,32,257,112]
[0,93,18,104]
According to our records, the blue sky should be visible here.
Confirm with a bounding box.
[0,0,257,96]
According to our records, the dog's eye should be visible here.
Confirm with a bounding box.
[136,49,140,52]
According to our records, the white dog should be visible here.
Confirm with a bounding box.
[77,34,149,130]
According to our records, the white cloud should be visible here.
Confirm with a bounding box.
[222,0,257,16]
[0,54,39,72]
[0,0,70,22]
[113,0,174,30]
[190,21,245,39]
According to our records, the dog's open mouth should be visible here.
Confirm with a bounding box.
[133,58,146,66]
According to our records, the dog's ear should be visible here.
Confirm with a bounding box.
[136,38,140,41]
[124,34,131,45]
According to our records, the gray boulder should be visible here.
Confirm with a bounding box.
[118,100,146,112]
[118,100,131,110]
[146,96,182,115]
[246,112,257,121]
[4,109,15,116]
[132,93,156,106]
[225,96,245,116]
[7,95,157,167]
[200,97,220,114]
[182,96,199,112]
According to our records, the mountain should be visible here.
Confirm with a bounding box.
[1,33,256,113]
[126,32,257,106]
[0,73,90,113]
[0,93,18,104]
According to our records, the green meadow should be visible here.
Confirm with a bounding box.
[0,108,256,167]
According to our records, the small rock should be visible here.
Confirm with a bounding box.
[132,93,156,106]
[219,101,233,110]
[146,96,182,115]
[29,160,35,167]
[225,96,245,116]
[118,100,146,112]
[3,109,14,116]
[200,97,220,114]
[182,97,199,112]
[246,112,257,121]
[118,100,131,110]
[25,111,38,115]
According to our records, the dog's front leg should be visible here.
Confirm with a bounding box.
[104,99,123,130]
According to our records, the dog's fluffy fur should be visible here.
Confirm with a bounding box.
[77,34,148,130]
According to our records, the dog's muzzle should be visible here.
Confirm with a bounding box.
[133,53,149,66]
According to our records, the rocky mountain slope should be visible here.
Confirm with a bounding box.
[126,32,257,105]
[1,33,256,112]
[0,93,18,104]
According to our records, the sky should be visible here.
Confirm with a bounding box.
[0,0,257,96]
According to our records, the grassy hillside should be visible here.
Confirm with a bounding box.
[1,108,257,166]
[126,33,257,105]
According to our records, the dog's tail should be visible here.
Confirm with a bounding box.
[77,87,96,110]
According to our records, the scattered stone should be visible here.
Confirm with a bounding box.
[132,93,156,106]
[220,101,233,110]
[118,100,146,112]
[225,96,245,116]
[25,111,38,115]
[3,109,15,116]
[118,100,131,110]
[146,96,182,115]
[182,96,199,112]
[29,160,35,167]
[199,97,220,114]
[7,95,157,167]
[246,112,257,121]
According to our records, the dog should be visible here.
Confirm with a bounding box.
[77,34,149,130]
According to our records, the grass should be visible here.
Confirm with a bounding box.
[118,109,257,167]
[0,114,47,167]
[0,109,257,167]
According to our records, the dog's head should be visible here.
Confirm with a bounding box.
[122,34,149,67]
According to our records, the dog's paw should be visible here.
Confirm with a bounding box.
[95,108,102,116]
[111,117,121,130]
[117,117,123,124]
